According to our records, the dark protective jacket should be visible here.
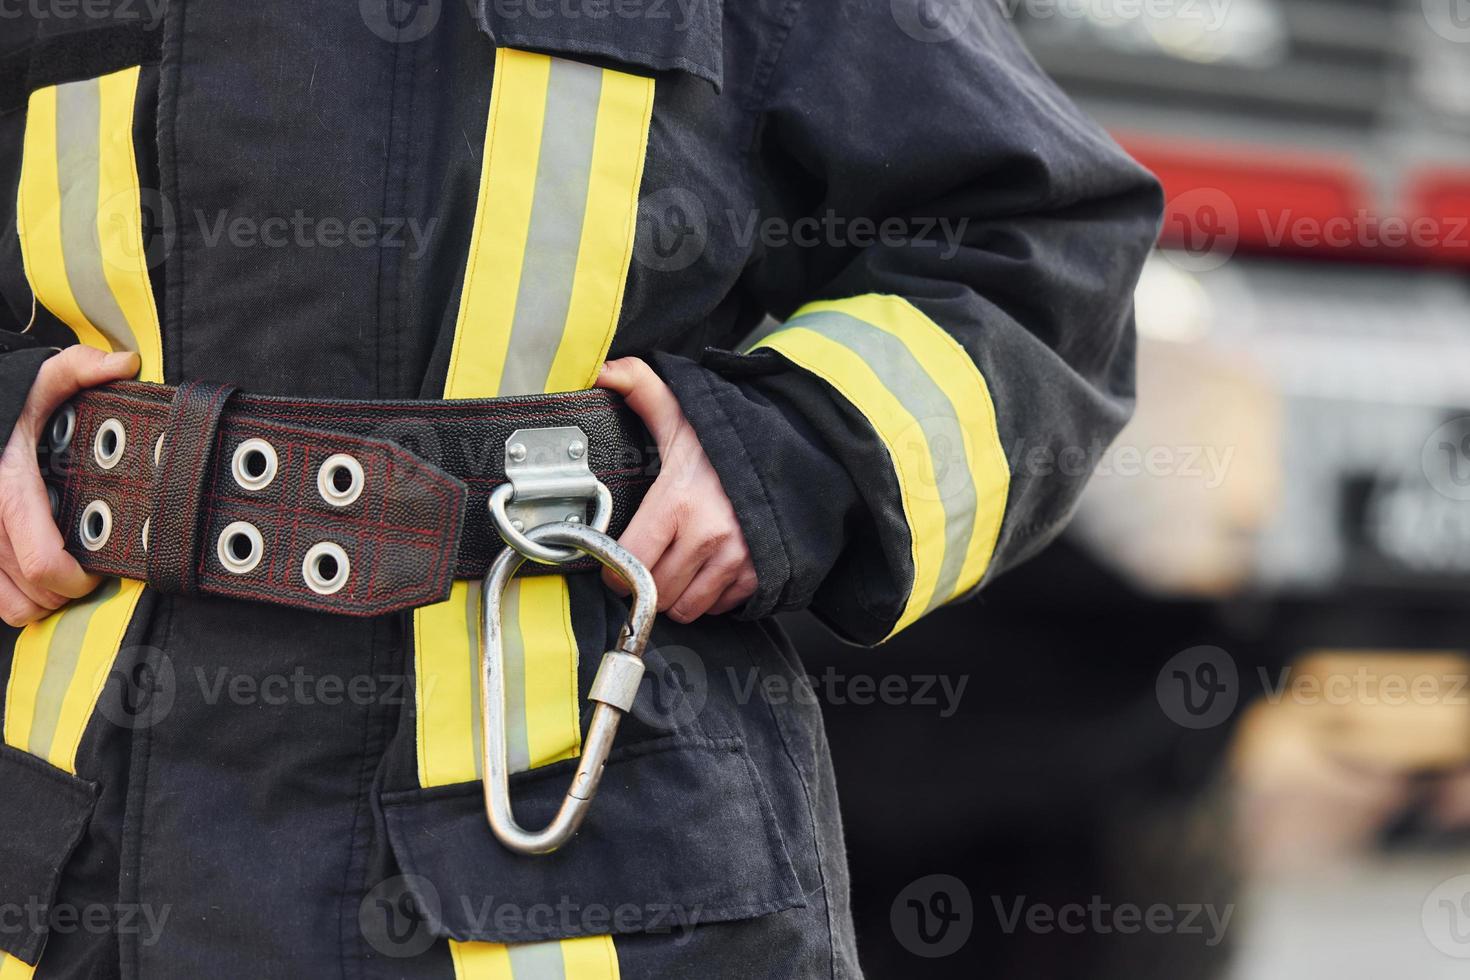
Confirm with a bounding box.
[0,2,1162,978]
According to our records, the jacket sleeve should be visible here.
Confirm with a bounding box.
[655,0,1163,644]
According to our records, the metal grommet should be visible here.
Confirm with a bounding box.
[301,542,349,595]
[48,404,77,453]
[231,439,279,491]
[217,521,264,574]
[47,485,60,519]
[142,517,151,553]
[316,454,364,507]
[80,500,112,551]
[93,418,126,470]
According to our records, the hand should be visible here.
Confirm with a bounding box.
[595,357,757,623]
[0,346,139,626]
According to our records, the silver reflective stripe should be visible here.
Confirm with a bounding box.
[498,58,603,397]
[508,941,567,980]
[791,310,978,611]
[501,580,532,774]
[464,580,486,779]
[55,78,135,356]
[24,579,121,759]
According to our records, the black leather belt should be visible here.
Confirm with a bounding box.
[40,381,655,617]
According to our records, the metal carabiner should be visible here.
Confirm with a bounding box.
[480,521,656,855]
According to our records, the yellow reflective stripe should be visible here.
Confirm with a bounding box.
[3,610,63,752]
[417,48,652,788]
[5,581,145,773]
[754,326,947,635]
[444,49,550,401]
[449,936,619,980]
[451,939,515,979]
[789,294,1008,602]
[48,579,146,770]
[95,67,165,382]
[754,296,1009,636]
[0,951,38,979]
[414,579,481,787]
[545,69,654,393]
[558,935,620,979]
[17,67,163,380]
[426,49,647,977]
[16,83,107,350]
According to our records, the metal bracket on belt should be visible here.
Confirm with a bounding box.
[481,428,655,856]
[487,426,614,563]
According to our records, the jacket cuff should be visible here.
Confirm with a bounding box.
[648,350,794,620]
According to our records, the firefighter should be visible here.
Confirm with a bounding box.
[0,1,1161,977]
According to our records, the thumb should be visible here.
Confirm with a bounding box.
[18,346,138,442]
[595,357,684,449]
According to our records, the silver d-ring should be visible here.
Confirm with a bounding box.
[486,482,613,565]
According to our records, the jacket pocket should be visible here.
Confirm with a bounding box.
[379,733,803,944]
[0,743,100,966]
[475,0,723,89]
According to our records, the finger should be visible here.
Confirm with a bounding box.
[649,521,730,614]
[708,570,759,617]
[604,492,678,595]
[16,347,139,442]
[0,467,98,599]
[0,568,46,628]
[666,555,743,624]
[595,358,684,449]
[0,536,69,609]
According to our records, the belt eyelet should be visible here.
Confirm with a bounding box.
[302,542,349,595]
[317,454,364,508]
[94,418,126,470]
[153,434,165,467]
[218,521,264,574]
[47,485,60,519]
[48,404,77,454]
[80,500,112,551]
[231,439,278,491]
[142,517,151,553]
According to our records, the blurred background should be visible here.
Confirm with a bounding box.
[793,0,1470,975]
